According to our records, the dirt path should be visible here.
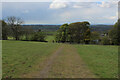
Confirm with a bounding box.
[32,45,64,78]
[48,44,96,78]
[24,44,96,78]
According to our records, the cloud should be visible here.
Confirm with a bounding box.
[2,2,118,24]
[49,0,69,9]
[1,0,119,2]
[49,2,67,9]
[107,16,117,20]
[49,0,118,9]
[72,2,96,8]
[104,12,118,20]
[72,1,118,9]
[97,1,118,8]
[0,3,2,19]
[22,10,29,14]
[98,2,110,8]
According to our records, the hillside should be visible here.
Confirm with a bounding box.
[22,24,113,32]
[90,25,113,33]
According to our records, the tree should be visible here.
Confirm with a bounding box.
[90,31,100,44]
[0,20,1,40]
[6,16,24,40]
[31,30,46,42]
[84,28,91,44]
[23,26,34,41]
[55,29,62,42]
[109,19,120,45]
[1,20,8,40]
[55,22,91,43]
[101,36,110,45]
[55,23,69,42]
[68,22,90,43]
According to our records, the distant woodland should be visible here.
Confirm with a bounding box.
[22,24,113,33]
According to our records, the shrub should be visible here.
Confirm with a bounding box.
[31,32,46,42]
[101,36,111,45]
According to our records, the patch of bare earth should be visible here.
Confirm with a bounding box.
[23,44,96,78]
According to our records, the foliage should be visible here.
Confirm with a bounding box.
[90,31,100,44]
[31,31,46,42]
[109,20,120,45]
[84,28,91,44]
[55,23,69,42]
[101,36,111,45]
[56,22,91,43]
[22,26,34,41]
[5,16,24,40]
[91,31,100,40]
[1,20,9,40]
[68,21,91,43]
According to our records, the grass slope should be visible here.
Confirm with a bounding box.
[2,40,60,78]
[74,44,118,78]
[46,36,55,43]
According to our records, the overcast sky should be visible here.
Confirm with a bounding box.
[1,0,119,25]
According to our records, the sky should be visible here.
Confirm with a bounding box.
[1,0,119,25]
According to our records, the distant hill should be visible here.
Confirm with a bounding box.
[90,25,113,33]
[23,25,60,31]
[23,24,113,33]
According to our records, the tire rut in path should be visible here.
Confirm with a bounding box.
[32,45,64,78]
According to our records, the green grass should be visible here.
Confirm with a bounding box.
[46,36,55,42]
[2,40,60,78]
[74,44,118,78]
[8,37,14,40]
[2,40,118,78]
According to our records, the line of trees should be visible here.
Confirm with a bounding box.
[1,16,120,45]
[1,16,46,42]
[55,21,120,45]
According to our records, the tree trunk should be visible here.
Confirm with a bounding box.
[2,35,8,40]
[15,36,19,40]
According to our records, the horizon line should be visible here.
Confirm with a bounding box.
[22,23,114,25]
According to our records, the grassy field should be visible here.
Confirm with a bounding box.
[46,36,55,42]
[2,40,118,78]
[74,44,118,78]
[2,40,60,78]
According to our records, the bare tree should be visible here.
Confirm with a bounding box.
[6,16,24,40]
